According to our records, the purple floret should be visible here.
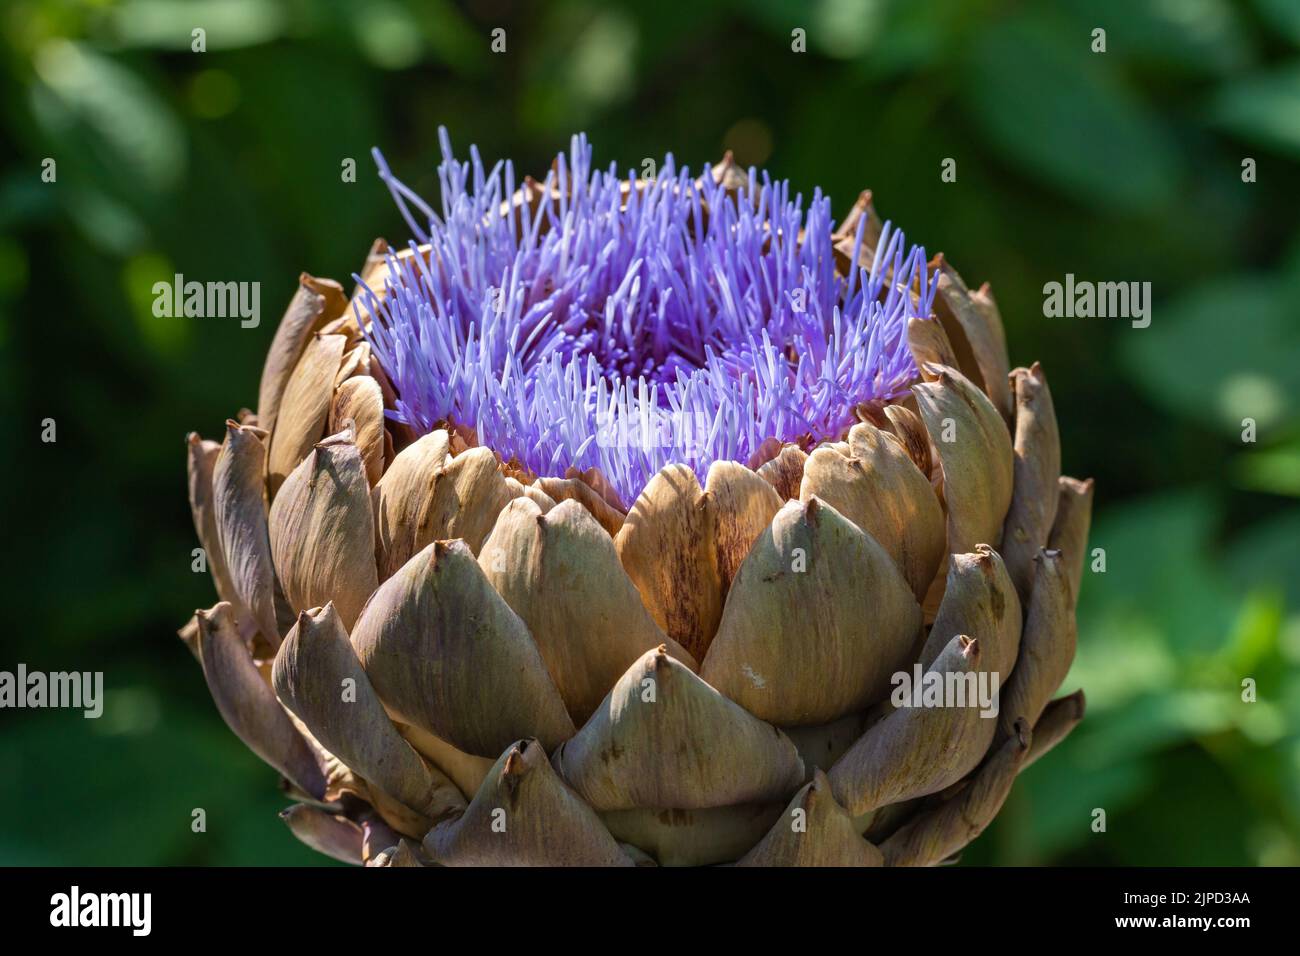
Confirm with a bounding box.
[356,128,936,506]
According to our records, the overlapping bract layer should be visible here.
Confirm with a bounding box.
[181,144,1091,867]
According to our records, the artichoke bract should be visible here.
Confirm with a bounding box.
[181,131,1093,867]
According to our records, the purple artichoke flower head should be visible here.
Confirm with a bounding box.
[357,128,937,507]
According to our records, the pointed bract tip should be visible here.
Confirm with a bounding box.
[503,747,525,777]
[1068,689,1087,719]
[1012,716,1031,750]
[315,422,356,451]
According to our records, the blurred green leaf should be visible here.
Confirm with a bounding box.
[1074,490,1238,664]
[401,0,491,73]
[1233,441,1300,497]
[1061,0,1252,75]
[1210,62,1300,156]
[101,0,287,51]
[1122,275,1300,435]
[1225,508,1300,608]
[351,0,424,70]
[1003,731,1153,861]
[0,704,333,865]
[1253,0,1300,48]
[29,39,186,195]
[811,0,885,60]
[1109,748,1258,865]
[961,11,1181,210]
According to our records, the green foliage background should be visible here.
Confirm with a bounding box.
[0,0,1297,865]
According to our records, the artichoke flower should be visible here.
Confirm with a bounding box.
[181,131,1093,867]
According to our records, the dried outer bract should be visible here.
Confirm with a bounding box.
[479,497,697,725]
[931,259,1012,422]
[552,646,806,811]
[534,475,626,535]
[912,364,1014,554]
[881,717,1031,866]
[800,422,945,602]
[1000,364,1061,603]
[563,464,626,513]
[258,274,348,439]
[1048,476,1095,609]
[601,804,783,868]
[280,804,364,865]
[350,539,575,757]
[280,709,367,806]
[186,433,243,618]
[271,602,465,826]
[708,149,749,193]
[195,602,325,799]
[614,464,724,662]
[703,497,922,726]
[335,341,370,382]
[969,282,1014,419]
[707,460,783,594]
[320,313,364,347]
[425,739,633,867]
[829,634,997,816]
[353,238,389,301]
[364,785,434,841]
[396,722,496,799]
[504,476,557,512]
[919,545,1022,678]
[907,315,961,380]
[1024,689,1086,769]
[859,402,933,477]
[756,443,808,502]
[997,548,1076,742]
[212,420,288,645]
[781,711,870,779]
[420,446,516,555]
[358,813,402,864]
[329,376,385,487]
[381,839,428,867]
[737,770,885,867]
[268,426,378,630]
[832,189,885,272]
[177,614,200,660]
[370,430,451,580]
[268,332,348,495]
[370,441,514,567]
